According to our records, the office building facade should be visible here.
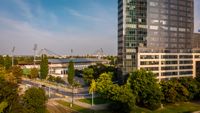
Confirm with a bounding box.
[118,0,200,80]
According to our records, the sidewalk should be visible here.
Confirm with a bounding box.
[52,98,109,110]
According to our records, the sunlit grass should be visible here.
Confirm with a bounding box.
[79,97,111,105]
[133,102,200,113]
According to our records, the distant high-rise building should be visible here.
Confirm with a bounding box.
[118,0,200,80]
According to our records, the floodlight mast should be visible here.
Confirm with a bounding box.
[12,46,15,67]
[33,44,38,67]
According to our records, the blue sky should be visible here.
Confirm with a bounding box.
[0,0,117,55]
[0,0,199,55]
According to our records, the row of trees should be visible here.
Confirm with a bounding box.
[0,66,47,113]
[91,69,200,113]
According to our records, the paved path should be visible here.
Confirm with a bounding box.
[52,98,109,110]
[74,100,109,110]
[47,99,79,113]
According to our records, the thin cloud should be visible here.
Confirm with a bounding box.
[14,0,34,21]
[0,0,117,55]
[67,8,104,22]
[0,16,117,55]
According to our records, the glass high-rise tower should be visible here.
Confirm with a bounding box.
[118,0,199,80]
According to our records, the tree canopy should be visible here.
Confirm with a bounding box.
[4,55,12,70]
[83,68,94,84]
[40,54,48,79]
[128,69,163,110]
[29,68,39,79]
[22,87,47,113]
[0,56,4,67]
[11,66,23,83]
[68,60,75,86]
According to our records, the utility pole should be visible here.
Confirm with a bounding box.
[33,44,38,67]
[12,46,15,67]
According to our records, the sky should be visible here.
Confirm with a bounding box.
[0,0,199,56]
[0,0,117,56]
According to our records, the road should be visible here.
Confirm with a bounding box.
[21,78,91,99]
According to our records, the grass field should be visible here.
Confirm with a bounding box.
[133,102,200,113]
[56,100,200,113]
[79,97,111,105]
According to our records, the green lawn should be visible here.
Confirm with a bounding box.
[133,102,200,113]
[56,100,110,113]
[79,97,111,105]
[23,68,30,75]
[57,100,200,113]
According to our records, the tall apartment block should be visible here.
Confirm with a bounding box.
[118,0,200,80]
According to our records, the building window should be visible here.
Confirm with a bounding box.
[140,55,159,59]
[179,66,193,70]
[150,25,158,30]
[161,72,178,76]
[141,61,159,65]
[149,2,158,7]
[179,60,193,64]
[179,71,193,75]
[161,66,178,70]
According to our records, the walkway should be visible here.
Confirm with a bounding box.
[52,98,109,110]
[47,99,79,113]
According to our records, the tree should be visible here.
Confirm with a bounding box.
[0,56,4,67]
[22,87,47,113]
[0,66,20,84]
[128,69,163,110]
[109,84,135,113]
[89,79,96,106]
[160,80,177,103]
[96,73,113,98]
[160,79,190,104]
[68,60,75,107]
[179,78,200,100]
[4,55,12,70]
[95,73,135,113]
[68,60,75,85]
[40,54,48,79]
[11,66,23,83]
[83,68,94,84]
[0,101,8,113]
[55,76,66,84]
[30,68,39,79]
[0,67,26,113]
[0,78,21,113]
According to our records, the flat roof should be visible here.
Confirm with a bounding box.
[48,58,104,64]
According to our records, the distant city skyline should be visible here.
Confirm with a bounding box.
[0,0,199,55]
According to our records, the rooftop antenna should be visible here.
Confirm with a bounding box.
[33,44,38,66]
[12,46,15,67]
